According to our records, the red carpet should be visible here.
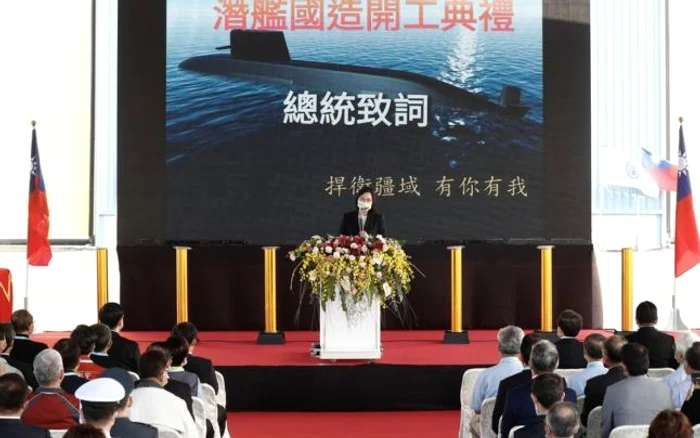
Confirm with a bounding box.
[226,411,460,438]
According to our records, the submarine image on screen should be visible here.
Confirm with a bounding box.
[179,30,530,118]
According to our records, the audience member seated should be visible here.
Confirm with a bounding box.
[70,325,104,379]
[500,340,576,438]
[145,342,194,417]
[513,373,566,438]
[22,349,80,430]
[648,409,693,438]
[53,339,89,395]
[626,301,677,369]
[555,309,587,369]
[75,377,124,437]
[567,333,607,396]
[165,336,202,397]
[172,322,219,392]
[601,343,672,438]
[0,323,38,388]
[64,424,108,438]
[582,334,628,426]
[0,374,50,438]
[130,350,198,437]
[664,331,700,408]
[680,342,700,424]
[492,333,543,433]
[9,310,48,366]
[99,303,141,372]
[89,323,124,370]
[544,402,580,438]
[100,368,158,438]
[0,350,24,379]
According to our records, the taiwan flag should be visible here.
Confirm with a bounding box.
[641,148,678,191]
[675,125,700,277]
[27,126,52,266]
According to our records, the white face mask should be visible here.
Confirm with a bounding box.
[357,201,372,211]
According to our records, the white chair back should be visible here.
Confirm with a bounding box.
[192,396,208,438]
[554,369,584,380]
[508,425,524,438]
[692,423,700,438]
[609,425,649,438]
[202,383,221,438]
[480,397,498,438]
[459,368,485,438]
[128,371,140,382]
[576,395,585,414]
[587,406,603,438]
[215,371,227,408]
[49,430,67,438]
[647,368,675,379]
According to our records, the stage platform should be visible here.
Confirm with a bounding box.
[34,330,613,412]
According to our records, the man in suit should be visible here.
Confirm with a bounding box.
[9,310,47,367]
[0,323,38,389]
[100,368,158,438]
[501,340,577,438]
[514,373,566,438]
[53,339,89,395]
[0,374,50,438]
[567,333,607,396]
[545,402,580,438]
[626,301,677,369]
[601,343,672,438]
[664,331,700,408]
[89,323,124,369]
[582,334,628,425]
[492,333,543,433]
[99,302,141,372]
[555,309,587,369]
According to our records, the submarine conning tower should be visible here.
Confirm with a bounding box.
[229,30,292,62]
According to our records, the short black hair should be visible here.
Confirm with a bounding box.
[98,302,125,330]
[0,323,14,351]
[583,333,606,360]
[603,335,628,363]
[0,373,29,411]
[171,322,199,346]
[147,342,172,361]
[138,350,168,380]
[63,424,107,438]
[623,343,650,376]
[165,336,190,367]
[90,323,112,352]
[521,333,543,364]
[54,338,81,372]
[531,373,565,409]
[81,401,120,424]
[686,342,700,372]
[70,325,96,355]
[636,301,658,325]
[557,309,583,337]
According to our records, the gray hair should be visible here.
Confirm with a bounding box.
[546,402,580,438]
[497,326,525,355]
[676,331,700,357]
[530,340,559,374]
[33,349,64,385]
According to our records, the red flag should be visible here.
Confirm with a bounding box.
[27,126,52,266]
[0,269,12,322]
[675,124,700,277]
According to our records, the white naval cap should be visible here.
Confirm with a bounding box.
[75,377,126,403]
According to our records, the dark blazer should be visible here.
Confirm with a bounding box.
[682,390,700,425]
[582,365,626,426]
[0,418,50,438]
[9,335,47,366]
[626,327,678,369]
[492,369,532,433]
[185,354,218,393]
[513,416,545,438]
[339,210,386,237]
[556,338,587,369]
[108,331,141,372]
[1,353,38,389]
[61,373,89,395]
[90,352,125,370]
[111,417,158,438]
[501,382,576,438]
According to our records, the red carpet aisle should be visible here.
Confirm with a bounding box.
[225,411,460,438]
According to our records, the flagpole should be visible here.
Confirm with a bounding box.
[24,262,29,310]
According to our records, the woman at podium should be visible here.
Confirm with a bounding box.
[338,187,387,237]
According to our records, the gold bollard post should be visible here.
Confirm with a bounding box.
[257,246,285,344]
[96,248,109,316]
[175,246,191,323]
[443,246,470,344]
[621,248,634,331]
[538,245,554,332]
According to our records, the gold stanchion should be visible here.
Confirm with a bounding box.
[621,248,634,331]
[175,246,190,323]
[257,246,285,344]
[96,248,109,316]
[444,246,470,344]
[538,245,554,332]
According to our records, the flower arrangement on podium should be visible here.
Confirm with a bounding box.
[288,234,415,311]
